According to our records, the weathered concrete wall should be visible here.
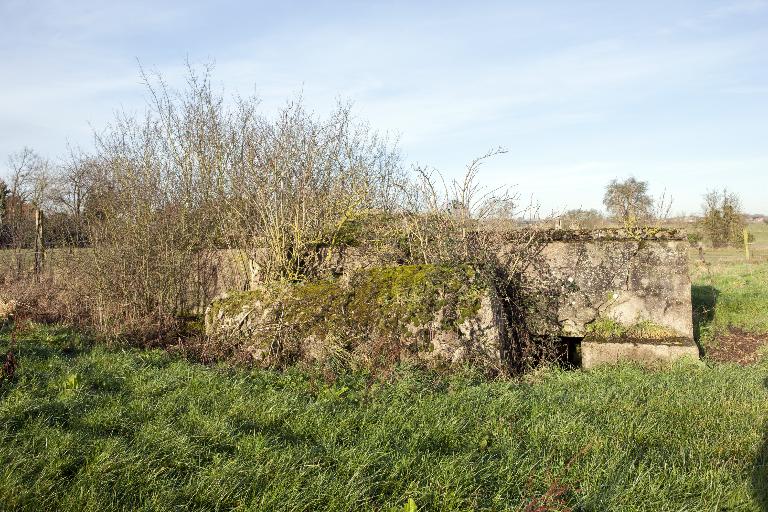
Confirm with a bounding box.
[500,230,694,339]
[208,228,698,368]
[497,228,697,367]
[580,340,699,368]
[206,265,507,370]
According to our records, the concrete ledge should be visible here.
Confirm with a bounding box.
[497,227,686,243]
[581,338,700,369]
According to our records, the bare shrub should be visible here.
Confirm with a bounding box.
[557,209,605,229]
[221,97,403,283]
[396,151,562,373]
[0,275,84,326]
[2,64,565,374]
[397,148,516,265]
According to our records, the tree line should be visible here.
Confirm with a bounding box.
[558,176,748,248]
[0,147,96,249]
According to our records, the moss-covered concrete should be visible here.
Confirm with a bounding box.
[207,289,266,320]
[206,264,500,368]
[585,317,685,342]
[211,264,483,334]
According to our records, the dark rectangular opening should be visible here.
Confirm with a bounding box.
[560,336,583,368]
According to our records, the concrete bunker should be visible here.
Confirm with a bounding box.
[498,228,698,368]
[207,228,699,370]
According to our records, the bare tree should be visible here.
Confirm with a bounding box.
[0,179,9,245]
[49,149,102,245]
[4,148,52,249]
[6,148,37,202]
[602,177,653,225]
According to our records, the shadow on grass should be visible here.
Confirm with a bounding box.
[691,284,718,356]
[755,377,768,511]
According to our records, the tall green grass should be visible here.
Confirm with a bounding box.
[692,261,768,343]
[1,325,767,511]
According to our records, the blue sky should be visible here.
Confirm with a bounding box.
[1,0,766,214]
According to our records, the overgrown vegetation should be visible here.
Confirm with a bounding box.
[1,65,562,372]
[0,65,409,335]
[0,71,483,308]
[0,324,766,511]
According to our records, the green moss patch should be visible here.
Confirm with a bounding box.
[209,264,487,343]
[586,317,685,342]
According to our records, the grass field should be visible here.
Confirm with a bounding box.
[689,222,768,265]
[692,262,768,342]
[691,223,768,349]
[1,324,767,511]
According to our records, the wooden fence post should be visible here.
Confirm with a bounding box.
[34,209,44,281]
[743,227,750,261]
